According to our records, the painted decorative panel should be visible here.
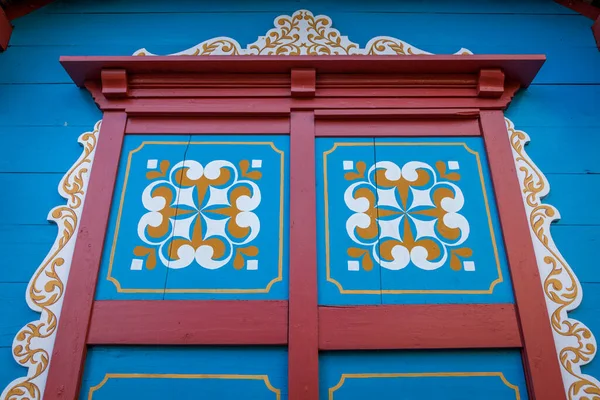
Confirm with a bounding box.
[317,137,513,305]
[320,350,528,400]
[96,135,289,300]
[81,347,287,400]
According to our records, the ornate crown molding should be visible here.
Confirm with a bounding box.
[507,118,600,400]
[134,10,472,56]
[1,122,100,400]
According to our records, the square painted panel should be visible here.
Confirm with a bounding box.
[317,137,513,305]
[320,350,528,400]
[81,346,287,400]
[96,135,289,300]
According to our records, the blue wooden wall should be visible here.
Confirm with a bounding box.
[1,0,599,391]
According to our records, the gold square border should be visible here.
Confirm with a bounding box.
[323,142,503,295]
[105,141,285,294]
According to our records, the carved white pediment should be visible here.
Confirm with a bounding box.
[134,9,471,56]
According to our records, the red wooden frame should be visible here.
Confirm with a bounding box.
[0,7,11,51]
[43,55,566,400]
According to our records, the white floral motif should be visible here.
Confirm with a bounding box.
[138,159,261,270]
[345,161,470,271]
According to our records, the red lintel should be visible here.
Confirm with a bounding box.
[125,116,290,134]
[61,55,545,89]
[87,300,288,345]
[314,108,481,136]
[319,304,522,350]
[480,110,566,400]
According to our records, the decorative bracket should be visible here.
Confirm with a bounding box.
[477,69,505,98]
[291,69,316,98]
[101,69,128,99]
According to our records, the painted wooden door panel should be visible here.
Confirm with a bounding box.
[320,350,528,400]
[80,347,287,399]
[96,135,289,300]
[316,137,513,305]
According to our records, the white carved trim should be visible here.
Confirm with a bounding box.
[506,118,600,399]
[134,10,472,56]
[1,122,100,400]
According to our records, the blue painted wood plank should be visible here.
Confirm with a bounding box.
[10,13,277,47]
[0,346,27,395]
[10,13,592,48]
[320,349,529,400]
[569,282,600,383]
[551,225,600,284]
[42,0,576,14]
[81,346,288,400]
[0,225,57,283]
[0,127,85,173]
[0,283,39,344]
[0,173,64,225]
[507,86,600,128]
[316,138,381,305]
[520,127,600,174]
[544,174,600,226]
[0,84,101,127]
[0,45,194,84]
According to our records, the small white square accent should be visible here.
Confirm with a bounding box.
[247,259,259,270]
[347,260,360,271]
[448,161,460,170]
[251,159,262,168]
[463,261,476,272]
[130,259,144,271]
[147,159,158,169]
[343,160,354,171]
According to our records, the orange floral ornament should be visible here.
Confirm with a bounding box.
[345,160,472,272]
[137,159,262,271]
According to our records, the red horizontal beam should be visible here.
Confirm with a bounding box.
[91,95,518,114]
[316,119,480,137]
[314,108,481,119]
[62,55,545,88]
[319,303,522,350]
[126,116,290,134]
[87,300,288,345]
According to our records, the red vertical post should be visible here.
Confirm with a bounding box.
[45,111,127,400]
[288,110,319,400]
[480,110,566,400]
